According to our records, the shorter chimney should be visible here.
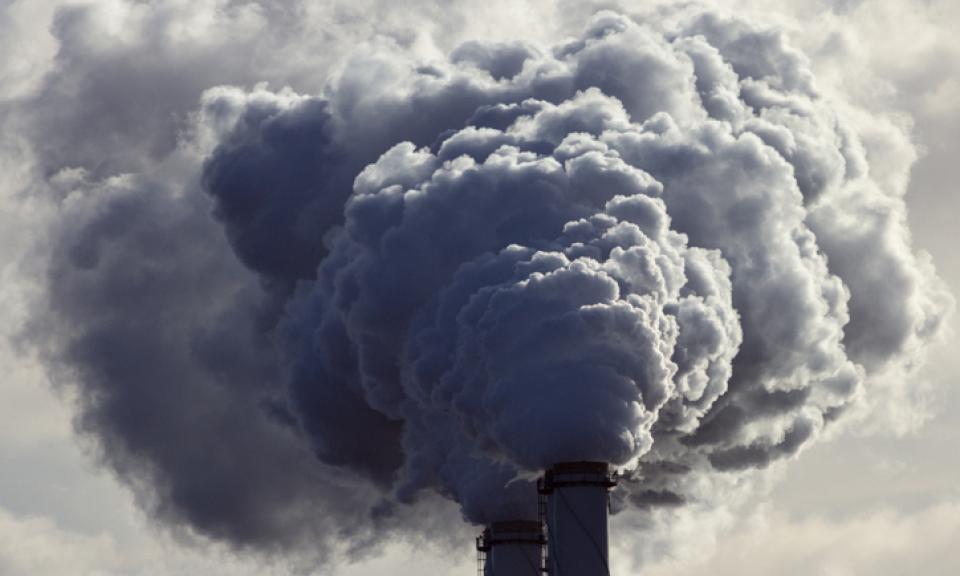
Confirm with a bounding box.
[476,520,545,576]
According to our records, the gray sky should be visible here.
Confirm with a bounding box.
[1,1,958,574]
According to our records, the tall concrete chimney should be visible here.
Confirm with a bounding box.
[476,520,545,576]
[539,462,617,576]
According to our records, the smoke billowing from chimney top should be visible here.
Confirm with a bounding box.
[33,2,951,569]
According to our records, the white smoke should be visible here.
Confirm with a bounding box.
[208,8,947,526]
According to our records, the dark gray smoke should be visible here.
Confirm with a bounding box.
[26,2,951,569]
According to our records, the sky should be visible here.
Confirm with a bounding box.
[0,1,958,575]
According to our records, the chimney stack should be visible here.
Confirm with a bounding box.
[476,520,545,576]
[538,462,617,576]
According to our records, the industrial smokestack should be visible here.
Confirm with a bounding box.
[539,462,617,576]
[477,520,545,576]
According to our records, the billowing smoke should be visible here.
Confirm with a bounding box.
[28,1,951,568]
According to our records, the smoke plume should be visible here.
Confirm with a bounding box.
[20,0,951,568]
